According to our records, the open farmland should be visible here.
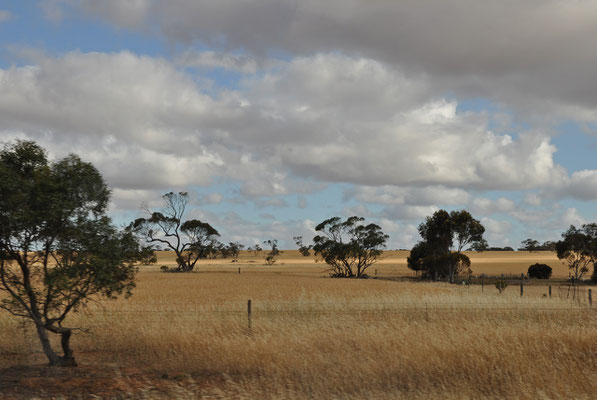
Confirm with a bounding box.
[1,251,596,399]
[156,250,571,278]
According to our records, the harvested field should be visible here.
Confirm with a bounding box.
[157,250,570,278]
[1,251,595,399]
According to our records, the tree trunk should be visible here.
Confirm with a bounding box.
[34,322,77,367]
[34,322,61,366]
[59,329,77,366]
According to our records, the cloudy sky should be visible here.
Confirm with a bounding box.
[2,1,597,249]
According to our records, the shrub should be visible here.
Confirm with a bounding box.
[495,280,508,294]
[264,255,276,265]
[527,263,552,279]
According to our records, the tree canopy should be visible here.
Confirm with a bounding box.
[555,224,597,281]
[312,216,388,278]
[0,140,148,366]
[408,209,484,282]
[519,239,557,252]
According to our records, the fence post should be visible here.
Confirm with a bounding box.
[481,277,484,292]
[549,285,552,298]
[247,299,252,330]
[520,274,524,297]
[238,267,241,274]
[589,289,593,307]
[375,269,378,277]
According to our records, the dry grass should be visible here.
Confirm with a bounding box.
[156,250,572,278]
[1,251,596,399]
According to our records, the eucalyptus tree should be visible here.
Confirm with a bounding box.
[313,216,388,278]
[132,192,220,272]
[556,224,597,281]
[408,209,484,283]
[293,236,312,256]
[0,141,148,366]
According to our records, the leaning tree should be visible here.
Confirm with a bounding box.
[313,216,388,278]
[0,140,150,366]
[132,192,220,272]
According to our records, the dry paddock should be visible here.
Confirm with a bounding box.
[0,251,596,399]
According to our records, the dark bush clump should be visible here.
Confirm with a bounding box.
[527,263,552,279]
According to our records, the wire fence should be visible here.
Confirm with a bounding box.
[72,296,596,329]
[75,283,594,318]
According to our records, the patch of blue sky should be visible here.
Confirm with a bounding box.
[552,121,597,173]
[556,198,597,222]
[188,181,360,225]
[109,209,141,229]
[454,96,530,138]
[186,66,249,93]
[455,97,502,114]
[0,2,165,68]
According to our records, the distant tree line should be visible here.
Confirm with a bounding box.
[518,238,557,252]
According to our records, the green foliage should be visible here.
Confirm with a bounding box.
[248,244,262,257]
[486,246,515,251]
[408,209,484,283]
[418,210,453,255]
[312,216,388,278]
[293,236,312,257]
[470,238,488,252]
[555,224,597,281]
[495,280,508,294]
[263,239,281,265]
[408,250,471,281]
[519,239,557,251]
[519,238,540,252]
[0,140,147,366]
[264,255,277,265]
[132,192,220,272]
[219,242,244,260]
[406,241,431,272]
[450,210,485,252]
[527,263,552,279]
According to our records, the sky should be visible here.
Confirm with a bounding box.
[2,1,597,250]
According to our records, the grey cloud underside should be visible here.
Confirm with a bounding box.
[0,51,576,196]
[72,0,597,123]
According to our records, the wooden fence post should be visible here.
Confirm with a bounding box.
[238,267,241,274]
[520,281,524,297]
[589,289,593,307]
[247,299,252,330]
[481,277,484,292]
[549,286,552,298]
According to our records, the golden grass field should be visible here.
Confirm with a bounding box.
[1,250,596,399]
[153,249,573,278]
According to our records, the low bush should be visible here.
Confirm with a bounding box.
[528,263,552,279]
[495,279,508,294]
